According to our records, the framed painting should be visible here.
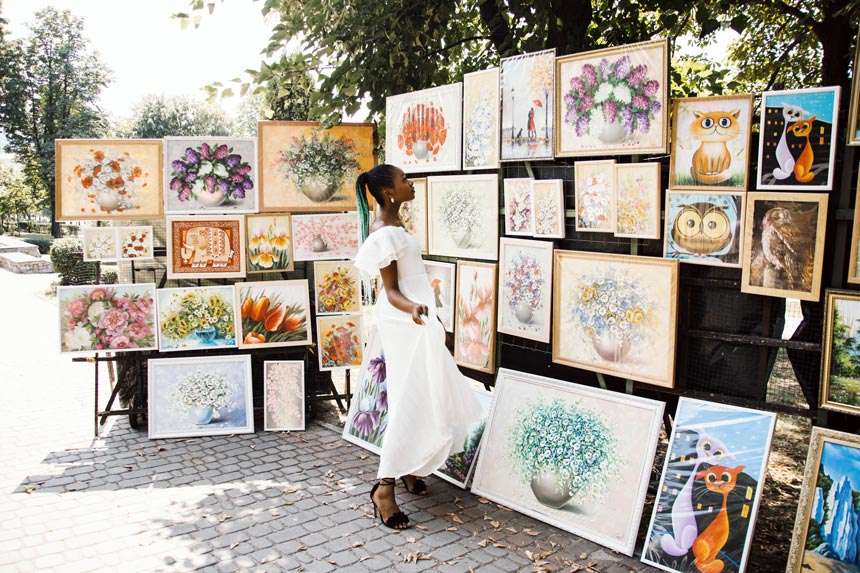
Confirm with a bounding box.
[55,139,163,221]
[555,39,669,157]
[156,286,237,352]
[849,41,860,145]
[820,290,860,415]
[500,49,556,161]
[669,94,753,190]
[574,160,615,233]
[614,162,661,239]
[385,83,463,174]
[117,226,154,260]
[553,250,678,388]
[423,260,456,332]
[757,86,841,191]
[434,382,493,489]
[532,179,565,239]
[313,260,360,315]
[641,397,777,573]
[148,355,253,439]
[497,238,553,343]
[263,360,306,431]
[82,227,118,262]
[245,214,293,273]
[235,279,312,349]
[400,177,428,254]
[471,368,664,556]
[427,174,499,261]
[257,121,376,212]
[316,313,363,371]
[664,191,745,268]
[787,427,860,572]
[740,192,828,302]
[847,171,860,284]
[342,326,387,452]
[58,284,157,354]
[163,137,257,214]
[166,215,245,280]
[503,178,533,236]
[291,212,360,261]
[463,67,500,170]
[454,260,497,374]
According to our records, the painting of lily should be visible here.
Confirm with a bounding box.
[342,327,388,452]
[455,261,498,374]
[235,280,312,349]
[246,214,294,273]
[316,313,363,371]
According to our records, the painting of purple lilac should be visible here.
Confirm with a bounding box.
[263,361,305,431]
[163,137,258,214]
[434,383,493,489]
[555,39,668,157]
[342,326,388,452]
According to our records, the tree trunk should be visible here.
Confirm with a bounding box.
[478,0,515,57]
[817,6,853,107]
[550,0,593,55]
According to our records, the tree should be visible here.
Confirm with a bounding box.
[117,94,232,138]
[0,165,40,234]
[232,94,264,137]
[0,7,110,237]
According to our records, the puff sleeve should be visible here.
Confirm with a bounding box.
[354,226,411,273]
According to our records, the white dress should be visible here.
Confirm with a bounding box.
[354,225,484,478]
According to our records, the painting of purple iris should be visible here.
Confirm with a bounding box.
[342,327,389,451]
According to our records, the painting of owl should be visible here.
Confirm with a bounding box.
[665,191,744,267]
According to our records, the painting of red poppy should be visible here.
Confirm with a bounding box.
[234,280,312,349]
[316,314,363,371]
[454,260,498,374]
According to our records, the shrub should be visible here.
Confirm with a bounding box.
[49,238,100,285]
[22,237,53,254]
[99,270,118,284]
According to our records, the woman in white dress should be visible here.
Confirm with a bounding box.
[353,164,483,530]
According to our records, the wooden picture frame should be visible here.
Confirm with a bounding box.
[669,94,753,191]
[55,139,163,221]
[664,190,745,268]
[156,286,238,352]
[263,360,306,431]
[613,162,661,239]
[463,67,501,170]
[423,260,456,332]
[819,289,860,415]
[500,49,556,162]
[531,179,565,239]
[400,177,428,254]
[257,121,376,212]
[756,86,841,191]
[553,250,678,388]
[166,215,246,280]
[427,174,499,260]
[316,313,363,371]
[291,212,360,261]
[574,160,615,233]
[245,213,294,274]
[385,83,463,174]
[454,260,498,374]
[234,280,312,349]
[848,40,860,145]
[503,178,533,236]
[497,237,553,343]
[741,192,828,302]
[846,171,860,283]
[555,39,669,157]
[313,260,361,315]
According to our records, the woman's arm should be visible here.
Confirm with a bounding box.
[379,261,428,325]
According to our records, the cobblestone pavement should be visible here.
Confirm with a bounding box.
[0,269,659,573]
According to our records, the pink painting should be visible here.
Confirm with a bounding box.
[291,213,360,261]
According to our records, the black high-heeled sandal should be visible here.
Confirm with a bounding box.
[400,475,428,495]
[370,479,411,530]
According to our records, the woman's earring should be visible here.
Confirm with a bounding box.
[390,197,394,203]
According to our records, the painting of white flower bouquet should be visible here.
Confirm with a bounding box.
[427,174,498,260]
[498,238,553,343]
[463,68,500,169]
[503,178,533,236]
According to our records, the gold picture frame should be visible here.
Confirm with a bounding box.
[819,289,860,415]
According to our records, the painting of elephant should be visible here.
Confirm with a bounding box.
[167,216,246,279]
[181,226,234,267]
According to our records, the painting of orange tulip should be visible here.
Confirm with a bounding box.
[234,280,312,349]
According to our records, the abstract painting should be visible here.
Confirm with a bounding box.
[555,39,668,157]
[664,191,744,268]
[313,260,361,315]
[245,214,294,273]
[58,284,157,354]
[55,139,163,221]
[316,313,363,371]
[156,286,237,352]
[263,360,305,431]
[471,368,664,555]
[342,326,388,452]
[757,86,841,191]
[385,83,463,174]
[463,67,500,169]
[819,290,860,415]
[497,238,553,343]
[531,179,565,239]
[500,49,555,161]
[148,355,253,439]
[166,215,246,279]
[553,250,678,388]
[787,428,860,572]
[614,162,661,239]
[435,382,493,489]
[503,178,533,236]
[235,279,312,349]
[257,121,376,212]
[669,94,753,191]
[423,260,456,332]
[427,174,499,260]
[400,177,427,254]
[741,192,828,302]
[291,212,360,261]
[163,137,257,214]
[574,160,615,233]
[454,260,497,374]
[641,397,777,573]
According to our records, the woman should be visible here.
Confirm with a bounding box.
[353,164,483,530]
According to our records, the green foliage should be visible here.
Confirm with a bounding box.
[0,165,42,234]
[99,269,118,285]
[49,237,99,286]
[232,94,264,137]
[117,94,231,138]
[261,52,317,121]
[829,307,860,379]
[22,237,53,255]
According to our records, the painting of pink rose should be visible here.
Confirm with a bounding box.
[454,261,498,373]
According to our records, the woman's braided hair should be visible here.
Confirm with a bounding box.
[355,164,398,243]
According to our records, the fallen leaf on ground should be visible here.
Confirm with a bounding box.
[524,529,540,536]
[450,514,464,524]
[447,527,458,531]
[478,497,490,504]
[477,539,488,547]
[352,542,364,548]
[218,515,230,523]
[415,525,428,531]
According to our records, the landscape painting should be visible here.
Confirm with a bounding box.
[820,290,860,416]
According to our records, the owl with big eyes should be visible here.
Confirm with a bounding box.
[672,202,733,255]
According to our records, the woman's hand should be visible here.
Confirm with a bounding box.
[411,303,429,325]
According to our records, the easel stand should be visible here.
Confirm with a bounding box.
[73,352,146,436]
